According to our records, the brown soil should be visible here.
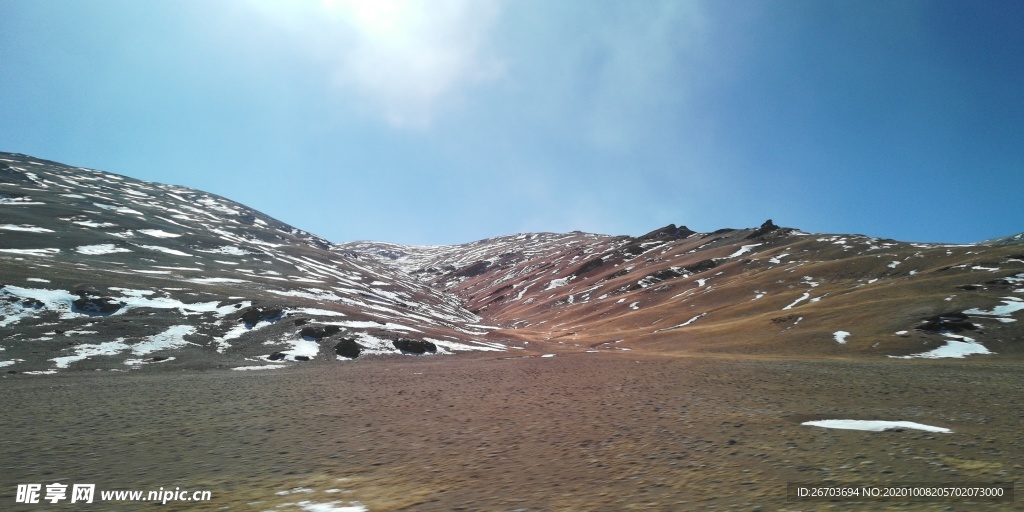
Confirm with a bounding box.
[2,351,1022,511]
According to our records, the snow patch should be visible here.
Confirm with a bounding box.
[802,420,951,433]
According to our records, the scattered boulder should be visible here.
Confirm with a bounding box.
[392,338,437,354]
[299,325,341,339]
[268,352,287,361]
[651,268,684,281]
[240,306,284,325]
[334,338,362,359]
[72,295,124,315]
[294,355,310,362]
[917,312,977,332]
[294,318,308,326]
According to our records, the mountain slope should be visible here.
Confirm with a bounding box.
[4,151,1024,375]
[0,152,504,374]
[340,221,1024,359]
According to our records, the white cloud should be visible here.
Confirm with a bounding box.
[249,0,503,128]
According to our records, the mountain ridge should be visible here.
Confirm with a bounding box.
[3,151,1023,375]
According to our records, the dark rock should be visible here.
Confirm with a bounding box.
[621,243,646,256]
[392,338,437,354]
[240,307,263,325]
[21,298,44,309]
[572,257,605,277]
[651,268,684,281]
[72,296,124,315]
[918,312,977,332]
[294,318,308,326]
[268,352,287,361]
[771,315,798,324]
[606,268,631,280]
[294,355,310,362]
[956,284,979,291]
[745,219,780,239]
[150,356,169,362]
[299,325,341,339]
[334,338,362,358]
[683,259,718,274]
[241,306,285,325]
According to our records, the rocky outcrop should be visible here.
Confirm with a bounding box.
[683,259,718,274]
[745,219,780,239]
[636,224,696,242]
[392,338,437,354]
[240,306,284,325]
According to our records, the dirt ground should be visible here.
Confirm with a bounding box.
[1,351,1022,511]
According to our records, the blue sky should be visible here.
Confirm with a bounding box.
[1,0,1022,245]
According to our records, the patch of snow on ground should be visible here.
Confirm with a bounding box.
[888,261,901,269]
[52,340,130,368]
[964,297,1024,318]
[782,292,810,310]
[802,420,951,433]
[188,277,246,284]
[285,501,369,512]
[726,243,762,258]
[25,278,49,283]
[0,224,54,233]
[890,333,992,359]
[833,331,850,344]
[545,277,572,290]
[75,244,133,255]
[72,220,118,228]
[629,302,640,310]
[135,245,191,256]
[138,229,181,238]
[197,246,252,256]
[653,313,707,333]
[0,248,60,256]
[294,308,346,317]
[132,325,197,355]
[423,337,504,353]
[124,357,175,366]
[279,336,320,360]
[231,365,287,371]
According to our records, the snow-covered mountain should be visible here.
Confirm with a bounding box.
[3,151,1024,374]
[0,152,504,374]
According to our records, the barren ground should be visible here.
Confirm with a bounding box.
[2,352,1022,511]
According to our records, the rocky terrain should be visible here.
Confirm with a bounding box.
[2,152,1023,510]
